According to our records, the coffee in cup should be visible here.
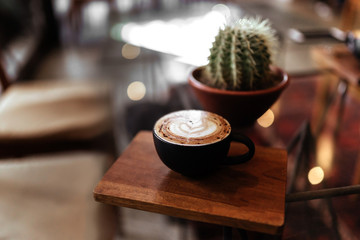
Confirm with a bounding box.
[153,110,255,176]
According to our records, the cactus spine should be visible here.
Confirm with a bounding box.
[204,17,278,91]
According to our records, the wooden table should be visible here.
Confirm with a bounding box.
[312,44,360,86]
[94,131,287,235]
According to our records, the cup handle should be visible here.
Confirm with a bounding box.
[222,134,255,165]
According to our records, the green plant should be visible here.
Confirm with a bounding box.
[203,17,279,91]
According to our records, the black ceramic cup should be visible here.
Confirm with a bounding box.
[153,110,255,177]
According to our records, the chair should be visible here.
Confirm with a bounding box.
[0,43,117,240]
[0,50,114,156]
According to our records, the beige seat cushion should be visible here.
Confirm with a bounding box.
[0,151,116,240]
[0,80,112,141]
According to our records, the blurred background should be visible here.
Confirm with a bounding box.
[1,0,351,148]
[1,0,360,239]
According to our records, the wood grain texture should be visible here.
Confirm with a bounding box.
[94,131,287,234]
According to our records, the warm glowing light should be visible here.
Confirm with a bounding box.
[316,133,334,172]
[257,109,275,128]
[116,4,240,66]
[122,44,141,59]
[353,30,360,38]
[308,166,325,185]
[127,81,146,101]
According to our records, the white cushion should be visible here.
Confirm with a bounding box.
[0,80,112,141]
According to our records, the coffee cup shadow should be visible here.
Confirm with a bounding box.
[157,168,259,206]
[220,133,255,165]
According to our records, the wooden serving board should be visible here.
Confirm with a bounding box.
[94,131,287,234]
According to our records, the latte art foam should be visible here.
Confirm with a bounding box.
[154,110,231,145]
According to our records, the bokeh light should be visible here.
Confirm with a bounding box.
[114,0,133,13]
[122,44,141,59]
[127,81,146,101]
[257,109,275,128]
[212,4,231,19]
[308,166,325,185]
[83,1,109,28]
[110,23,123,41]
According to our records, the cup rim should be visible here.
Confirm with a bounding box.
[153,110,231,147]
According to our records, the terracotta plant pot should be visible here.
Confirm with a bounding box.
[188,66,290,128]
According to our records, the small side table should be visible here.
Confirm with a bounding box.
[94,131,287,236]
[312,44,360,87]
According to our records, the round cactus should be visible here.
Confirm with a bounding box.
[204,17,279,91]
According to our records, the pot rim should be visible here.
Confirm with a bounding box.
[188,66,290,96]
